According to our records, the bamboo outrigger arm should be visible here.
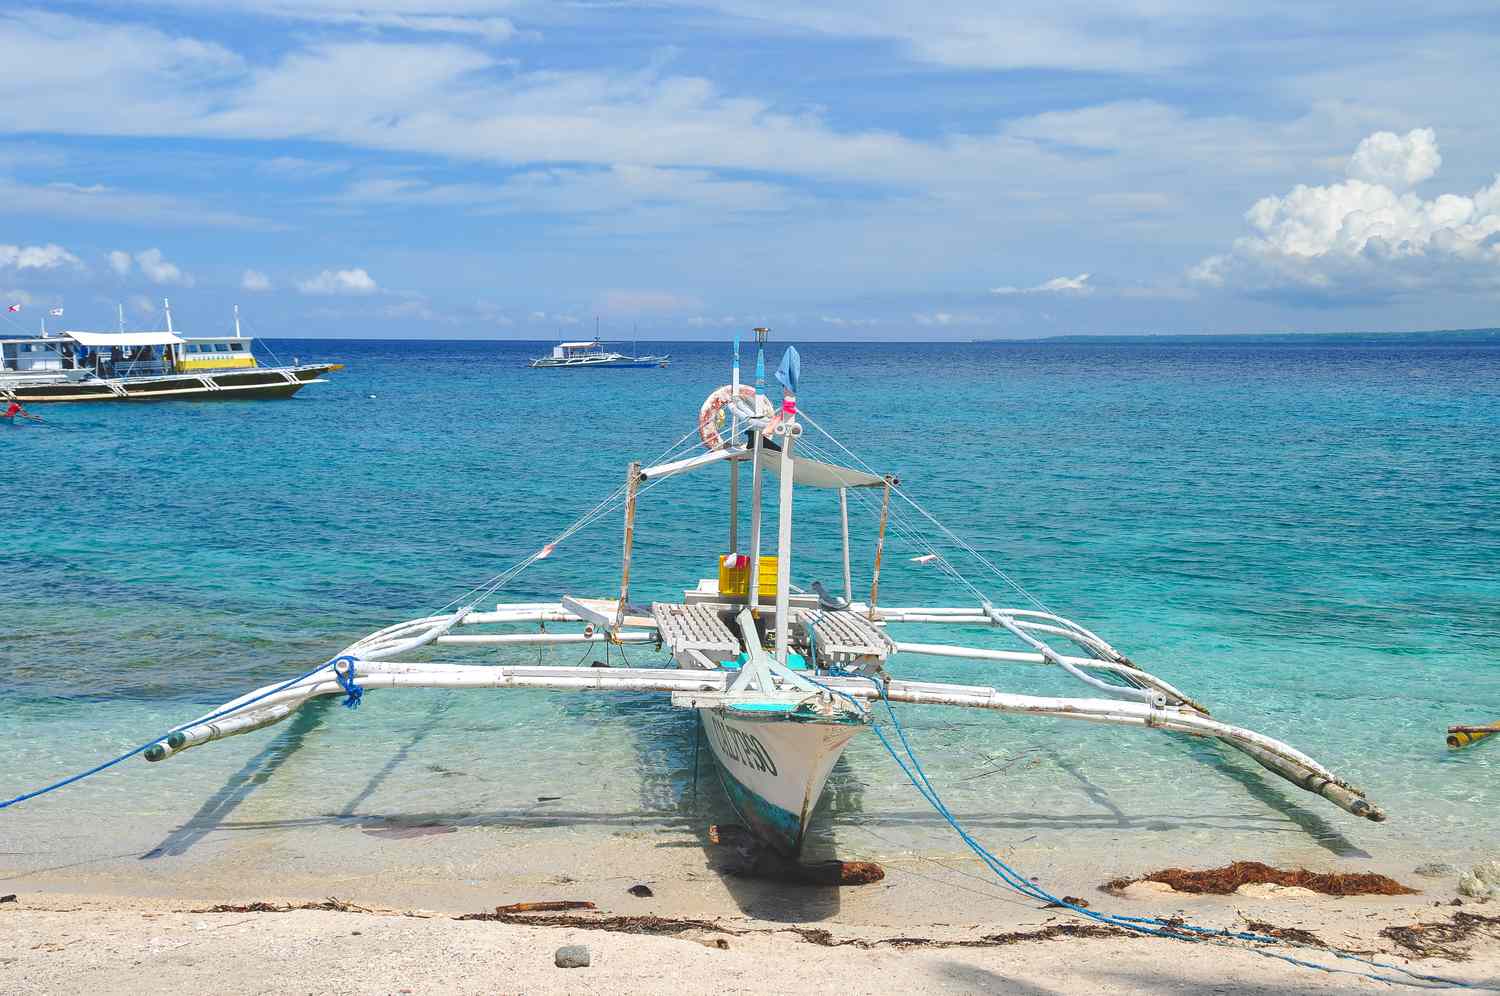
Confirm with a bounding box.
[142,655,1385,822]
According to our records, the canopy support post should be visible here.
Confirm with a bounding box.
[839,487,853,604]
[774,418,797,666]
[729,457,740,552]
[748,432,765,614]
[869,477,891,618]
[616,461,642,633]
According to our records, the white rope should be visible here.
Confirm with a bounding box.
[424,421,733,619]
[799,410,1052,612]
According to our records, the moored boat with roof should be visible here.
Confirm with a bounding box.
[0,301,342,403]
[529,337,669,369]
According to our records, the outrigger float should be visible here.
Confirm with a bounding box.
[143,329,1384,857]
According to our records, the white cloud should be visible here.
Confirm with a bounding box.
[0,178,275,230]
[1192,128,1500,299]
[675,1,1182,73]
[259,155,349,178]
[1346,128,1440,189]
[598,290,698,315]
[141,2,517,41]
[134,248,193,286]
[913,311,986,326]
[107,250,132,275]
[129,294,158,318]
[241,269,272,291]
[2,289,34,307]
[527,310,580,325]
[0,243,80,270]
[819,315,881,327]
[992,273,1093,295]
[298,267,378,295]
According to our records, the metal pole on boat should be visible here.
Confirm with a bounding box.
[840,487,853,604]
[117,303,125,333]
[234,304,242,339]
[616,461,642,633]
[773,408,797,666]
[747,328,769,616]
[729,460,740,552]
[747,430,765,614]
[869,477,892,619]
[729,335,741,552]
[163,298,174,335]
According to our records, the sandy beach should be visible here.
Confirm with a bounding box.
[5,817,1499,994]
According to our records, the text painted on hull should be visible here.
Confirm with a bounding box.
[703,712,779,776]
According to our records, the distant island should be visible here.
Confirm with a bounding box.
[988,328,1500,345]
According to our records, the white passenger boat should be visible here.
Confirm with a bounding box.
[141,329,1383,858]
[0,302,342,403]
[529,338,669,369]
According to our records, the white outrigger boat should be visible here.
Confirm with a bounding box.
[529,338,669,369]
[143,329,1383,858]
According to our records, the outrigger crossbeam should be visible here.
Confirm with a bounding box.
[144,596,1386,823]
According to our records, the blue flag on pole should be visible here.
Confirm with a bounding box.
[775,346,800,396]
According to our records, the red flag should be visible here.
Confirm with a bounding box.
[6,304,20,313]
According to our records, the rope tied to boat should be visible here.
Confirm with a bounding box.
[811,666,1485,990]
[332,655,363,709]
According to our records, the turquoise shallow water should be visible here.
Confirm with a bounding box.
[2,336,1498,880]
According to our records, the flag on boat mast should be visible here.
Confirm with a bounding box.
[6,303,19,313]
[49,307,63,317]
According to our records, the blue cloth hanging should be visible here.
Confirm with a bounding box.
[775,346,800,395]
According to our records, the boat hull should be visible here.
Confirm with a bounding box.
[529,358,669,369]
[0,364,343,403]
[698,705,865,856]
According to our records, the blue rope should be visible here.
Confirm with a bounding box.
[332,655,363,709]
[0,655,354,811]
[815,669,1488,990]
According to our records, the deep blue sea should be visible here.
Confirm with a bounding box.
[3,336,1498,882]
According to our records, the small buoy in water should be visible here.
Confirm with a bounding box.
[368,394,377,399]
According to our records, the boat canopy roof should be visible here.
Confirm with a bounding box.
[761,444,886,488]
[640,442,886,489]
[558,340,604,348]
[66,330,185,347]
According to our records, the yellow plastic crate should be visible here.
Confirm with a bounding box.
[718,554,779,599]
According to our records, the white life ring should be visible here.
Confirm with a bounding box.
[698,384,758,450]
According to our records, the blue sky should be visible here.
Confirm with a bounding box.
[1,2,1498,339]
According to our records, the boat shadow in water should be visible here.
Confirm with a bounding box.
[1177,736,1372,858]
[556,682,869,923]
[143,693,462,859]
[141,696,339,860]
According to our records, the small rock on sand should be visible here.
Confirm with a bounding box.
[1414,863,1460,879]
[555,945,590,968]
